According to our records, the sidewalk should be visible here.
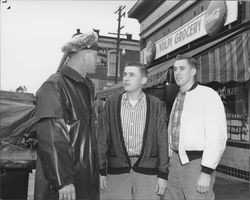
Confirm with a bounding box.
[214,172,249,200]
[27,171,249,200]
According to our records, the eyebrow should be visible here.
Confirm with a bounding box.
[123,71,136,75]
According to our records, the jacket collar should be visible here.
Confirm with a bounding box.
[189,82,198,91]
[122,92,146,105]
[60,65,83,82]
[178,82,198,95]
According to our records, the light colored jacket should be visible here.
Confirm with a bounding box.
[168,84,227,170]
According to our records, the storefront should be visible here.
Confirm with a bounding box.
[96,0,250,181]
[126,0,250,180]
[194,30,249,180]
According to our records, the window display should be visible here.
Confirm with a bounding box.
[206,81,249,143]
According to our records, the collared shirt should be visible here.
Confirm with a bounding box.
[170,91,186,151]
[120,92,146,156]
[170,82,198,151]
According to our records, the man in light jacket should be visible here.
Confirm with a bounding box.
[164,54,227,200]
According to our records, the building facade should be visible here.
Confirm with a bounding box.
[128,0,250,181]
[88,30,140,92]
[97,0,250,181]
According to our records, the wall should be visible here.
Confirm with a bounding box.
[219,145,249,180]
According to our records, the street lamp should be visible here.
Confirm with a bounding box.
[122,48,126,55]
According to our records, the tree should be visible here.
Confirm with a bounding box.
[15,86,27,93]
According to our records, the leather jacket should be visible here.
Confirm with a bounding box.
[34,66,99,200]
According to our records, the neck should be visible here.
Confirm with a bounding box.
[126,90,143,101]
[68,63,86,78]
[180,80,195,92]
[67,54,87,78]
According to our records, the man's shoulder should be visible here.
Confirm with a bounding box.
[45,73,63,84]
[196,85,218,95]
[147,93,162,104]
[193,85,221,103]
[105,93,123,104]
[36,73,62,96]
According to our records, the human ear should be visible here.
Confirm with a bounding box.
[142,76,147,85]
[80,51,87,63]
[191,67,197,76]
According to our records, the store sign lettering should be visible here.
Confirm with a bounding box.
[205,8,221,24]
[204,1,227,36]
[154,1,237,59]
[217,86,239,99]
[226,112,249,142]
[158,37,172,53]
[155,13,206,59]
[174,18,202,43]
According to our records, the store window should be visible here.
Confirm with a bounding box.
[206,80,249,143]
[107,50,120,77]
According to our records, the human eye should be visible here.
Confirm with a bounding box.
[180,66,185,71]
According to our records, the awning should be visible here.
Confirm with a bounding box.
[144,68,168,88]
[195,30,250,83]
[142,28,249,88]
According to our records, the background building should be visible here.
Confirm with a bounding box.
[88,29,140,93]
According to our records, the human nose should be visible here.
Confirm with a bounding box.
[174,68,180,75]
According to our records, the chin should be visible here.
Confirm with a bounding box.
[124,87,131,92]
[176,81,183,86]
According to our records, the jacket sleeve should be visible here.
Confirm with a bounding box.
[97,99,111,176]
[35,80,64,120]
[35,80,74,189]
[36,118,74,189]
[157,101,170,180]
[201,90,227,173]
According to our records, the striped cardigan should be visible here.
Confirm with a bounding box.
[97,93,169,180]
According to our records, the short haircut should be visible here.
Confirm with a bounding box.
[124,62,148,77]
[175,54,198,69]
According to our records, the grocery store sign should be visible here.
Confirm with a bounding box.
[155,12,207,59]
[155,1,237,59]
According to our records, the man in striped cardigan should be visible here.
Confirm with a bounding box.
[97,62,169,200]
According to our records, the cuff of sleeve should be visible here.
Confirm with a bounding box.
[201,165,214,175]
[50,176,73,191]
[158,169,169,180]
[52,184,67,191]
[100,168,107,176]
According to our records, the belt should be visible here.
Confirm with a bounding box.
[172,149,203,161]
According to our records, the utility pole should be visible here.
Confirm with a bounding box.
[109,5,126,83]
